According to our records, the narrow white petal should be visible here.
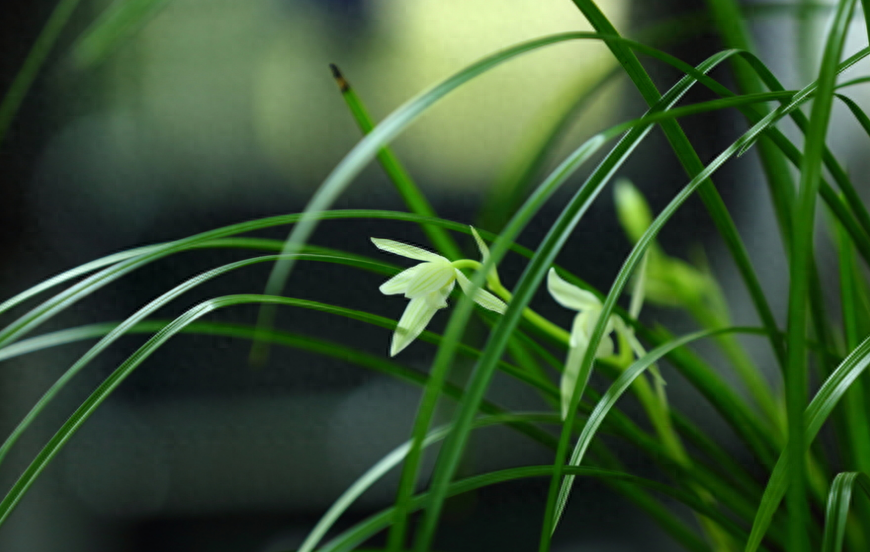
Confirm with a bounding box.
[379,265,423,295]
[454,270,507,314]
[578,310,616,357]
[371,238,446,262]
[569,312,590,348]
[425,280,454,309]
[613,315,630,336]
[547,268,601,312]
[561,338,588,420]
[470,226,490,264]
[580,308,615,338]
[390,297,440,356]
[595,334,615,357]
[404,261,455,298]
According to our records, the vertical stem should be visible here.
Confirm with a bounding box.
[329,64,462,261]
[784,1,857,550]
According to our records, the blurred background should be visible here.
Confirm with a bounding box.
[0,0,868,550]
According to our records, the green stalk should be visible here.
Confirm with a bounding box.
[702,0,870,385]
[783,1,857,550]
[329,64,461,261]
[328,63,461,551]
[477,11,711,233]
[862,0,870,43]
[451,259,569,344]
[835,200,870,477]
[822,473,870,552]
[413,47,788,552]
[539,4,777,550]
[702,0,797,249]
[684,296,784,437]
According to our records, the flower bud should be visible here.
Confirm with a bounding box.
[614,179,654,244]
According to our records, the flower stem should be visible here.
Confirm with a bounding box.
[451,259,570,344]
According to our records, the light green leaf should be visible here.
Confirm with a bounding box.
[822,472,870,552]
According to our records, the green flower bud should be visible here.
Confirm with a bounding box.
[614,178,654,244]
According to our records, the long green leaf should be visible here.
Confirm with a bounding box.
[0,253,390,467]
[783,1,856,548]
[536,62,856,552]
[0,293,564,528]
[822,472,870,552]
[834,200,870,477]
[392,129,607,552]
[746,333,870,552]
[0,315,743,548]
[328,63,460,260]
[0,210,529,348]
[299,413,561,552]
[415,47,769,552]
[552,326,768,530]
[318,465,761,552]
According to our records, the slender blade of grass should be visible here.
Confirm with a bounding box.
[834,200,870,477]
[413,47,772,552]
[319,465,765,552]
[254,32,634,367]
[299,413,561,552]
[783,1,857,549]
[0,253,386,467]
[328,63,460,260]
[746,332,870,552]
[822,472,870,552]
[532,58,865,550]
[0,294,561,528]
[552,326,764,529]
[703,0,800,265]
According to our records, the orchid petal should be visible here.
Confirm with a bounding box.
[569,312,590,348]
[470,226,490,264]
[596,334,615,357]
[580,309,616,338]
[390,296,441,356]
[561,336,589,420]
[404,261,455,298]
[454,270,507,314]
[371,238,446,262]
[425,280,454,309]
[547,268,601,312]
[379,265,424,295]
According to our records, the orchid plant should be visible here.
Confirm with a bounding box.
[2,0,870,551]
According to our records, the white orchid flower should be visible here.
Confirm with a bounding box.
[547,268,619,419]
[373,234,507,357]
[548,259,666,419]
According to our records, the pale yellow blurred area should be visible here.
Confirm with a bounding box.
[101,0,626,195]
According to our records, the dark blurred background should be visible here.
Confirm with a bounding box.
[2,0,867,551]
